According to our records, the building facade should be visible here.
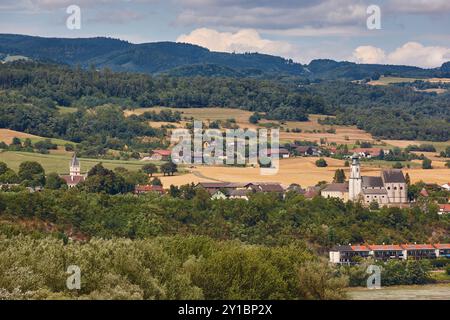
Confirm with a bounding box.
[322,154,408,206]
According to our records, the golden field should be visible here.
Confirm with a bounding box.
[126,108,376,145]
[160,157,450,187]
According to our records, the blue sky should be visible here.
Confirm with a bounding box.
[1,0,450,67]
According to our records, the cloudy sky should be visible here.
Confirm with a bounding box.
[1,0,450,68]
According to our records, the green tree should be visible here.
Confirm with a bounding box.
[333,169,346,183]
[45,172,67,190]
[18,161,46,187]
[315,158,328,167]
[393,162,403,169]
[80,163,132,194]
[0,162,7,175]
[142,163,158,177]
[151,177,162,186]
[161,162,178,176]
[422,158,432,169]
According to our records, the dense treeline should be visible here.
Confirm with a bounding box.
[0,62,449,142]
[0,62,325,118]
[0,234,351,300]
[0,189,447,299]
[315,82,450,141]
[0,189,447,247]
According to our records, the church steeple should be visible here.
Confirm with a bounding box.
[70,153,80,177]
[349,153,362,201]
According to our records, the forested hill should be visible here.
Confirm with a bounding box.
[1,34,450,79]
[0,34,305,77]
[0,61,449,142]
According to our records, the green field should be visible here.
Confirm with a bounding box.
[0,151,162,174]
[57,106,78,115]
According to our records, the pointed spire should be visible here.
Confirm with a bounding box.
[70,152,80,167]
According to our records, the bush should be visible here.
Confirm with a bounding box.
[315,158,328,167]
[422,158,432,169]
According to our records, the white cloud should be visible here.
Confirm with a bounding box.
[388,0,450,14]
[352,45,386,64]
[176,28,297,59]
[351,42,450,68]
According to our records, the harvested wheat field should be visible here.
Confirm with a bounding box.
[160,157,450,187]
[383,139,449,152]
[0,129,41,145]
[126,108,375,145]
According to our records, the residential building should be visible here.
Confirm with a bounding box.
[351,148,383,158]
[150,149,172,161]
[438,204,450,215]
[267,148,290,158]
[329,243,449,264]
[321,182,349,202]
[134,185,165,195]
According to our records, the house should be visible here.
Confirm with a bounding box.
[228,189,251,200]
[210,190,228,200]
[420,188,429,197]
[438,204,450,215]
[150,149,172,161]
[303,186,320,199]
[321,182,349,202]
[295,146,321,157]
[252,183,285,193]
[440,183,450,191]
[134,185,165,195]
[351,148,382,158]
[329,245,370,264]
[434,244,450,258]
[60,153,86,188]
[267,148,290,158]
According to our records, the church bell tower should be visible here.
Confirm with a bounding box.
[70,153,81,177]
[349,154,362,201]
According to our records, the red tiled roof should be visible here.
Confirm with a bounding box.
[368,244,403,251]
[438,204,450,212]
[151,149,172,156]
[433,244,450,249]
[135,185,164,193]
[60,175,85,185]
[351,245,370,251]
[402,244,435,250]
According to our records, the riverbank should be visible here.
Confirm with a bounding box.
[347,283,450,300]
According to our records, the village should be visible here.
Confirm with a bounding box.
[54,147,450,214]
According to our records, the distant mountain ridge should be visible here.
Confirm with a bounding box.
[0,34,449,79]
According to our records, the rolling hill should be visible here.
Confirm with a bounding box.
[1,34,450,80]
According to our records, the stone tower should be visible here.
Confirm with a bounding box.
[70,153,80,177]
[349,154,362,201]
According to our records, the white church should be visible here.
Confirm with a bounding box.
[321,154,408,206]
[60,153,86,187]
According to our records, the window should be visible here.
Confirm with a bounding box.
[400,187,403,190]
[387,187,391,190]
